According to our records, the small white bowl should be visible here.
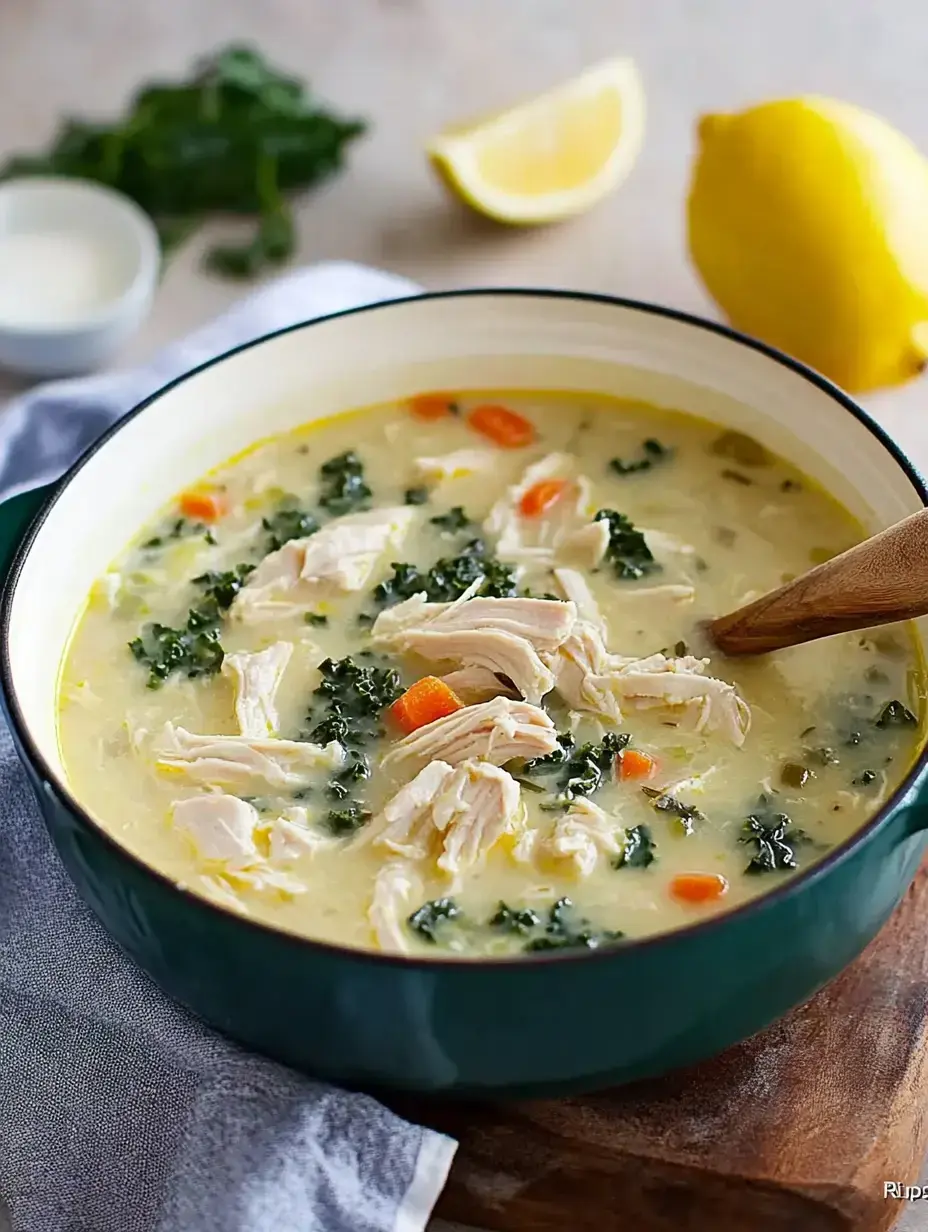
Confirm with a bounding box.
[0,177,160,377]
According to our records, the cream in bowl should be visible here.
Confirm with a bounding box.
[0,177,159,376]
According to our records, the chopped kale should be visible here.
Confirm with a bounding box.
[305,654,402,750]
[429,505,471,533]
[852,769,877,786]
[613,823,656,869]
[304,612,329,627]
[128,560,253,687]
[609,437,672,476]
[408,897,462,943]
[404,486,430,506]
[524,897,624,952]
[262,502,319,551]
[129,620,224,687]
[740,798,810,874]
[522,731,629,805]
[327,752,371,799]
[192,562,256,610]
[489,902,542,935]
[874,699,917,728]
[0,45,367,281]
[372,561,426,606]
[374,538,518,607]
[522,732,575,774]
[425,539,518,602]
[641,785,705,835]
[594,509,659,581]
[324,803,372,836]
[318,450,371,515]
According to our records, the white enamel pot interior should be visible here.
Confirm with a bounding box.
[6,290,928,825]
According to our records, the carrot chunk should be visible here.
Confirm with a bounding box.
[467,404,535,448]
[390,676,464,734]
[669,873,729,904]
[519,478,571,518]
[409,391,457,421]
[179,489,228,522]
[618,748,657,780]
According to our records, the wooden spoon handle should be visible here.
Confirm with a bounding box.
[708,507,928,656]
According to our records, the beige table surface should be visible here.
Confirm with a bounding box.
[2,0,928,1228]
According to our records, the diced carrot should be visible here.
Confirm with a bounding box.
[519,478,571,518]
[467,404,536,448]
[179,489,228,522]
[618,748,657,780]
[669,873,729,905]
[408,391,457,421]
[390,676,464,735]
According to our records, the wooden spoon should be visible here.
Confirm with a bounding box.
[708,507,928,656]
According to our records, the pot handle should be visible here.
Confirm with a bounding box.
[0,484,55,585]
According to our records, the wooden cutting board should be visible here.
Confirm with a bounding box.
[401,862,928,1232]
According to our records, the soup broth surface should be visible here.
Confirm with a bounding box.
[58,391,925,957]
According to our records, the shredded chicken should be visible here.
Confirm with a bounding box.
[544,798,623,876]
[372,594,576,705]
[484,453,593,566]
[153,723,345,792]
[413,448,497,482]
[222,641,293,737]
[365,759,522,877]
[553,567,604,629]
[559,518,610,568]
[439,665,517,704]
[266,808,334,863]
[381,696,558,776]
[550,627,750,745]
[616,584,696,605]
[369,860,420,953]
[232,506,414,621]
[172,794,259,865]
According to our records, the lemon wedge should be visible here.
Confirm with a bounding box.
[428,58,645,224]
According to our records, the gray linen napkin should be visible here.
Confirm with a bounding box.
[0,263,457,1232]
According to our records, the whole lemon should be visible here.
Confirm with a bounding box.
[687,98,928,392]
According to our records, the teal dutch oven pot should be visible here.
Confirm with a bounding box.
[2,290,927,1097]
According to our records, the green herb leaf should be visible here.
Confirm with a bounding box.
[408,897,462,942]
[0,44,367,281]
[613,823,656,868]
[489,902,542,935]
[428,505,471,532]
[523,897,624,952]
[324,803,372,836]
[522,730,629,806]
[374,538,518,607]
[593,509,660,581]
[739,798,809,873]
[262,502,319,551]
[640,785,705,834]
[609,438,672,476]
[318,450,372,515]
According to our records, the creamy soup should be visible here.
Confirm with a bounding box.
[58,391,925,957]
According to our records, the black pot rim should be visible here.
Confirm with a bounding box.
[3,286,927,971]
